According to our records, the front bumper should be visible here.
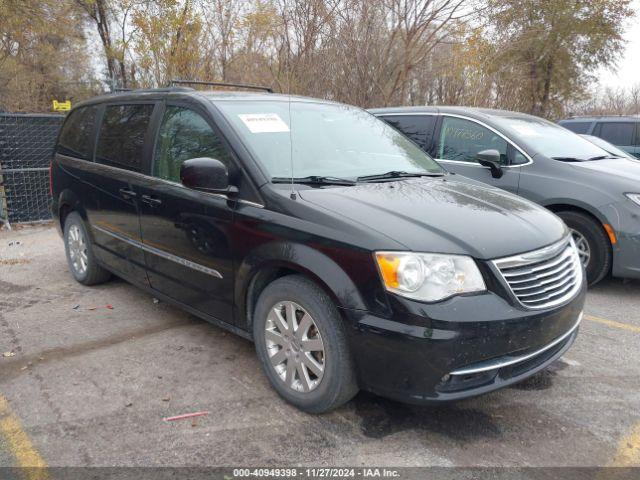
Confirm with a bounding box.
[612,229,640,279]
[342,282,586,404]
[601,201,640,279]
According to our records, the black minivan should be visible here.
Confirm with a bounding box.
[51,87,586,413]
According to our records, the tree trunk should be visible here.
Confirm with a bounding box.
[539,59,553,117]
[528,60,539,115]
[79,0,118,88]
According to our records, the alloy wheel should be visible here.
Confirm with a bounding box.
[571,228,591,268]
[264,301,325,393]
[67,224,88,276]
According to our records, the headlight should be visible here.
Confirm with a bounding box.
[626,193,640,207]
[375,252,486,302]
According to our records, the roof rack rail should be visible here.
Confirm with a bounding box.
[565,114,640,119]
[112,86,193,94]
[169,79,273,93]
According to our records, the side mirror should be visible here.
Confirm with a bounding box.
[476,149,504,179]
[180,157,238,194]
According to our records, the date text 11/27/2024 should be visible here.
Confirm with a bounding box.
[231,468,400,478]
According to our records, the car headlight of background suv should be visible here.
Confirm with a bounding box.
[375,252,486,302]
[625,193,640,207]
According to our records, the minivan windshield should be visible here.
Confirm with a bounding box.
[493,116,611,161]
[216,100,444,180]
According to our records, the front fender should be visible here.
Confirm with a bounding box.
[540,197,610,226]
[234,241,381,330]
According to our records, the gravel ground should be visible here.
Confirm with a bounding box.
[1,224,639,469]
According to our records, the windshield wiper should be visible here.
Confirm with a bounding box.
[553,155,614,162]
[357,170,444,182]
[551,157,584,162]
[271,175,356,186]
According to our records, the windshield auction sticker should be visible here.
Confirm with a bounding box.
[238,113,290,133]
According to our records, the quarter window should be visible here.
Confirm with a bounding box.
[512,150,528,165]
[153,106,233,182]
[96,104,154,172]
[57,106,98,160]
[438,117,508,164]
[597,122,635,146]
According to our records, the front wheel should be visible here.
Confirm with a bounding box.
[557,211,611,286]
[253,275,358,413]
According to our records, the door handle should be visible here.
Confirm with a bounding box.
[141,194,162,206]
[119,188,137,199]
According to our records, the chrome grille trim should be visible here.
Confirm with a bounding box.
[511,267,574,291]
[492,236,583,310]
[449,312,582,376]
[507,261,573,284]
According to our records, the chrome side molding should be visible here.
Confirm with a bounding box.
[93,224,223,279]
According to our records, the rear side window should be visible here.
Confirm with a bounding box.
[56,106,98,160]
[597,122,635,146]
[153,106,233,182]
[96,104,154,172]
[561,121,591,134]
[379,115,436,150]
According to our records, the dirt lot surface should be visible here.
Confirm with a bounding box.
[1,225,639,469]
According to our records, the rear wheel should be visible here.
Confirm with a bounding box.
[253,275,358,413]
[557,211,611,286]
[63,212,111,285]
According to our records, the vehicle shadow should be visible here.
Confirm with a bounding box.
[588,276,640,295]
[347,355,578,441]
[508,358,569,391]
[351,391,502,440]
[583,276,640,317]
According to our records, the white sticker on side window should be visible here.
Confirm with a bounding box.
[238,113,290,133]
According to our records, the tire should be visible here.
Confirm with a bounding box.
[253,275,358,413]
[63,212,111,286]
[557,210,611,286]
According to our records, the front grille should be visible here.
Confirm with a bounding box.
[493,236,583,309]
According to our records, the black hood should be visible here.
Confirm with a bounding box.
[298,177,567,259]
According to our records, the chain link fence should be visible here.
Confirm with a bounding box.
[0,113,64,227]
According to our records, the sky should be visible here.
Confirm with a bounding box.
[596,0,640,90]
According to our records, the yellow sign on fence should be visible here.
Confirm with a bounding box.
[52,100,71,112]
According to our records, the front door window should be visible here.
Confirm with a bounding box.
[153,106,233,182]
[438,116,508,164]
